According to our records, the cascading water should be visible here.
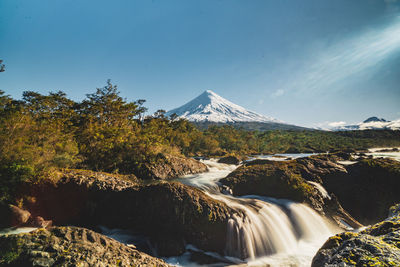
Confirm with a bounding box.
[176,158,339,266]
[224,197,299,259]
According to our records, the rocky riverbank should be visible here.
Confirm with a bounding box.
[0,226,170,266]
[1,151,400,266]
[312,204,400,267]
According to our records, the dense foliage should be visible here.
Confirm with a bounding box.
[0,81,399,202]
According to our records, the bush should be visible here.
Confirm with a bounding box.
[0,162,36,203]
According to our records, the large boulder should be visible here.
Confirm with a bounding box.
[135,154,208,179]
[220,157,361,229]
[0,204,31,228]
[19,169,232,256]
[217,156,241,165]
[321,158,400,224]
[0,226,170,266]
[312,205,400,267]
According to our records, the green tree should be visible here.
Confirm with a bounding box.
[75,80,141,172]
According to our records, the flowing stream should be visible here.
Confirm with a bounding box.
[169,159,339,267]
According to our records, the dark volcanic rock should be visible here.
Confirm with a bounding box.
[20,169,232,256]
[220,157,361,229]
[217,155,241,165]
[363,116,387,123]
[312,205,400,267]
[321,158,400,225]
[375,148,399,153]
[136,154,208,179]
[27,216,52,228]
[0,226,170,266]
[122,182,232,256]
[0,205,31,228]
[329,151,354,160]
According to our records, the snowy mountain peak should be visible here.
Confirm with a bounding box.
[333,117,400,131]
[166,90,278,123]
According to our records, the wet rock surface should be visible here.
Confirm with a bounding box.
[0,226,170,266]
[312,205,400,267]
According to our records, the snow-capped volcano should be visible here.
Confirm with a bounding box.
[166,90,278,123]
[334,117,400,131]
[362,117,387,123]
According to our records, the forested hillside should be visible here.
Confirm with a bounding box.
[1,81,400,204]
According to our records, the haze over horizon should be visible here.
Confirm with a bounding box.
[1,0,400,128]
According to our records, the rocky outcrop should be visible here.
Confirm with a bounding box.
[0,204,53,229]
[217,156,241,165]
[17,169,232,256]
[321,158,400,224]
[312,205,400,267]
[241,155,349,184]
[0,205,31,228]
[220,157,362,229]
[136,154,208,179]
[375,148,399,153]
[0,226,170,266]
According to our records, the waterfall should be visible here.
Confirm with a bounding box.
[224,198,298,259]
[209,193,334,260]
[178,159,338,265]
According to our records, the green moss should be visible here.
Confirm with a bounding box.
[222,160,319,203]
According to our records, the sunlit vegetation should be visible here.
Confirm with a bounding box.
[0,81,399,204]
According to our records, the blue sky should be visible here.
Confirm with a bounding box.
[1,0,400,127]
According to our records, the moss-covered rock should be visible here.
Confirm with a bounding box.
[135,154,208,180]
[217,155,242,165]
[312,205,400,267]
[0,226,170,266]
[321,158,400,224]
[221,160,315,202]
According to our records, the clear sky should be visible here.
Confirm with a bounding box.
[1,0,400,127]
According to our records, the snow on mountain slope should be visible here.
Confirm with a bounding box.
[166,90,279,123]
[334,117,400,131]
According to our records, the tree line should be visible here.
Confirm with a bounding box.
[1,81,400,202]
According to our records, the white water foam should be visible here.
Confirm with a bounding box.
[366,148,400,162]
[247,153,317,162]
[0,227,37,235]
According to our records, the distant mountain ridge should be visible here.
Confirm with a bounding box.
[166,90,308,130]
[334,117,400,131]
